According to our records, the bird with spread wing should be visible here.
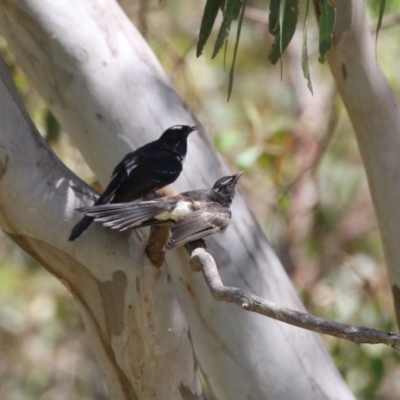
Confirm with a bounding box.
[78,173,242,250]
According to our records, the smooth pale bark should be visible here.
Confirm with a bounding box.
[0,0,355,399]
[326,0,400,323]
[0,55,203,400]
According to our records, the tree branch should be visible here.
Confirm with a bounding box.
[189,246,400,347]
[326,0,400,325]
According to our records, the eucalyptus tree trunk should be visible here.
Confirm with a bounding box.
[0,54,203,400]
[0,0,355,399]
[327,0,400,324]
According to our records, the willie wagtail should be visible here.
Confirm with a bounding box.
[77,173,242,250]
[68,125,197,241]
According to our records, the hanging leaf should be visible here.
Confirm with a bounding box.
[302,0,313,94]
[231,0,244,19]
[197,0,224,57]
[220,0,227,12]
[223,38,228,71]
[278,0,286,75]
[212,0,244,59]
[267,0,299,65]
[375,0,386,47]
[212,19,231,58]
[227,0,247,100]
[318,0,336,63]
[269,0,280,36]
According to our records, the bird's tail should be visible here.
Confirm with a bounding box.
[78,202,164,231]
[68,215,95,241]
[68,179,121,241]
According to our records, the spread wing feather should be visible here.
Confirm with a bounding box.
[165,208,231,250]
[69,149,182,241]
[79,201,166,230]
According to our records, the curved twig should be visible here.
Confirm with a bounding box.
[188,246,400,348]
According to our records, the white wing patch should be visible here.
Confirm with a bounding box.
[125,161,137,175]
[155,201,192,221]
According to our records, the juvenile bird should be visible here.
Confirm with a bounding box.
[68,125,197,241]
[78,173,242,250]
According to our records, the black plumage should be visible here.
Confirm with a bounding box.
[78,173,242,250]
[68,124,197,241]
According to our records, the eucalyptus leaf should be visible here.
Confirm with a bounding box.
[231,0,244,20]
[318,0,336,63]
[212,0,244,58]
[223,39,228,71]
[375,0,386,47]
[269,0,280,36]
[302,0,313,94]
[228,0,247,100]
[197,0,223,57]
[268,0,299,65]
[278,0,286,75]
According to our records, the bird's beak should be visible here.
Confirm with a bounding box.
[233,172,243,184]
[189,126,197,134]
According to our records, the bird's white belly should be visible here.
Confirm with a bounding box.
[155,201,192,221]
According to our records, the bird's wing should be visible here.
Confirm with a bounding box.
[111,150,142,178]
[112,153,182,202]
[109,149,159,201]
[79,201,167,231]
[112,177,161,203]
[165,208,232,251]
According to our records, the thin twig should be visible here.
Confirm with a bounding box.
[188,246,400,348]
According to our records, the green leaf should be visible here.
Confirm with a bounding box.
[197,0,223,57]
[45,109,61,145]
[212,0,244,58]
[267,0,299,65]
[227,0,247,100]
[220,0,227,12]
[223,38,228,71]
[375,0,386,47]
[269,0,280,36]
[231,0,244,20]
[302,0,313,94]
[318,0,336,63]
[278,0,286,75]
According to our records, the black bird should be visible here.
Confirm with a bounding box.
[78,173,242,250]
[68,125,197,241]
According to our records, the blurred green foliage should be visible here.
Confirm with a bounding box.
[1,0,400,399]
